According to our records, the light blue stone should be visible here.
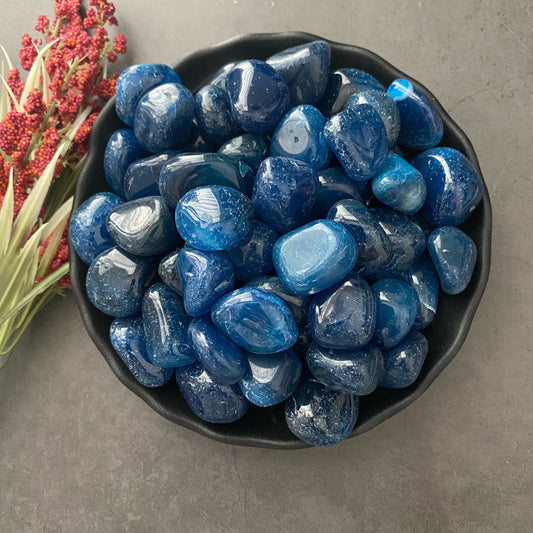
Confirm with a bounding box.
[157,250,183,296]
[218,133,269,173]
[272,219,357,295]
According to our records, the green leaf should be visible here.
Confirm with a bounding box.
[0,167,14,258]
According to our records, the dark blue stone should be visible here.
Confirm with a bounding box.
[427,226,477,295]
[387,79,443,150]
[115,63,182,127]
[211,288,298,354]
[158,250,183,296]
[183,118,219,153]
[239,350,302,407]
[273,219,357,295]
[175,363,249,423]
[175,185,254,251]
[218,133,269,173]
[227,60,290,134]
[69,192,124,265]
[188,316,246,385]
[324,105,388,181]
[371,278,419,348]
[308,274,376,349]
[226,220,279,282]
[328,199,391,276]
[134,83,194,153]
[177,247,235,317]
[86,247,156,317]
[379,329,429,388]
[194,84,243,145]
[412,147,483,227]
[159,153,254,210]
[207,61,239,91]
[252,156,318,234]
[142,283,195,367]
[285,377,359,447]
[110,317,174,387]
[266,40,330,106]
[106,196,178,256]
[270,105,330,171]
[104,128,149,197]
[307,342,384,395]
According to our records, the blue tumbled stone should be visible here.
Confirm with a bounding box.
[218,133,269,173]
[379,329,429,388]
[211,288,298,354]
[308,274,376,349]
[183,118,219,153]
[110,316,174,387]
[307,342,383,395]
[207,61,239,91]
[86,247,156,317]
[175,363,249,423]
[227,60,290,134]
[106,196,178,256]
[270,105,330,171]
[412,147,483,227]
[285,377,359,447]
[273,219,357,295]
[175,185,254,251]
[157,249,183,296]
[387,79,443,150]
[427,226,477,295]
[177,247,235,317]
[371,278,419,348]
[104,128,149,197]
[252,156,318,234]
[134,83,194,153]
[324,105,388,181]
[142,283,195,367]
[115,63,182,127]
[188,316,246,385]
[69,192,124,265]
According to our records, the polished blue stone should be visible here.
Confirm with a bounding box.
[175,363,249,423]
[184,118,219,153]
[211,288,298,354]
[110,316,174,387]
[175,185,254,251]
[324,105,388,181]
[387,79,443,150]
[177,247,235,317]
[379,329,429,388]
[86,247,156,317]
[104,128,148,197]
[273,219,357,295]
[227,60,290,134]
[371,153,427,215]
[218,133,269,173]
[157,250,183,296]
[188,316,246,385]
[412,147,483,227]
[266,40,330,106]
[399,254,439,329]
[328,199,391,275]
[409,211,434,238]
[307,342,384,395]
[134,83,194,153]
[124,150,179,201]
[252,156,318,234]
[159,152,254,210]
[308,274,376,349]
[106,196,178,256]
[69,192,124,265]
[371,278,419,348]
[239,350,302,407]
[142,283,195,368]
[115,63,182,127]
[194,84,243,145]
[270,105,330,171]
[285,377,359,447]
[207,61,239,91]
[344,89,400,147]
[427,226,477,295]
[226,220,279,282]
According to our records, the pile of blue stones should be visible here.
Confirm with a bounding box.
[70,40,482,447]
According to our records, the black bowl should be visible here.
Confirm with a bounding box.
[70,32,492,449]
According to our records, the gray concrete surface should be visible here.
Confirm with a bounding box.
[1,1,532,532]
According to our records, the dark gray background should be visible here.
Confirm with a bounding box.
[1,1,532,531]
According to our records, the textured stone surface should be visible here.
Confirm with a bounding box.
[218,133,269,172]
